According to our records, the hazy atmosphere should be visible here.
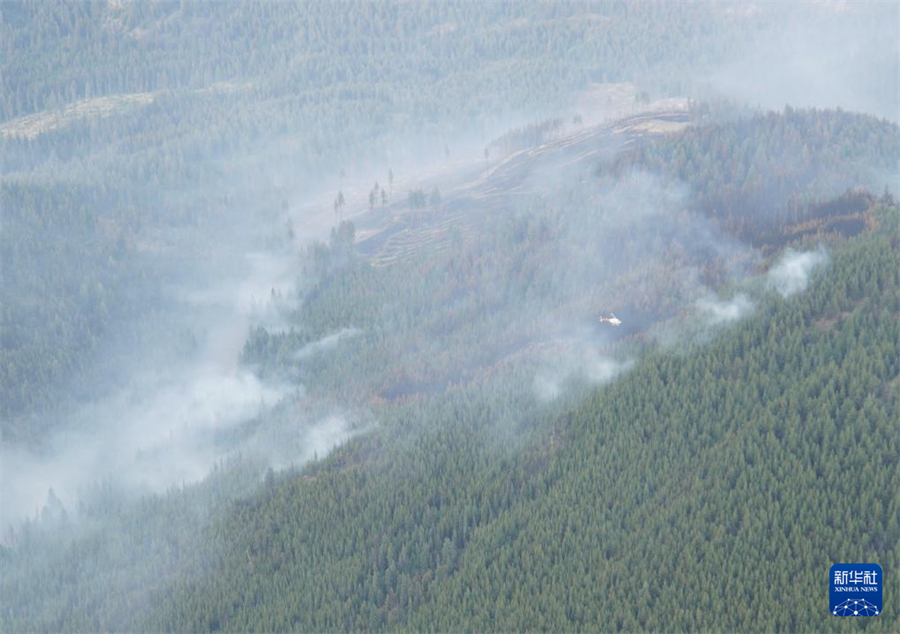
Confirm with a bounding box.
[1,2,898,632]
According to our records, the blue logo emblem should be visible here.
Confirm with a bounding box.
[830,564,882,616]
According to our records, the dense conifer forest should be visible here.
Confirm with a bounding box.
[2,2,898,632]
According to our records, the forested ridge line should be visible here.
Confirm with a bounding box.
[608,106,900,243]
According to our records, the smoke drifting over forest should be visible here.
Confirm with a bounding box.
[701,2,900,122]
[533,342,633,404]
[696,293,755,325]
[1,2,898,631]
[1,241,343,525]
[3,365,283,521]
[768,247,830,298]
[295,328,362,360]
[1,4,890,525]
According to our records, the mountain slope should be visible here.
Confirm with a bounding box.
[149,208,899,632]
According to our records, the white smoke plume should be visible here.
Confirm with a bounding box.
[768,246,829,297]
[533,339,633,403]
[295,328,361,359]
[695,293,754,325]
[0,364,289,527]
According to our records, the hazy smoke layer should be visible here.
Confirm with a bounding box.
[1,230,343,528]
[1,365,286,525]
[701,3,900,121]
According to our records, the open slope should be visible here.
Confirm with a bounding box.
[356,108,691,268]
